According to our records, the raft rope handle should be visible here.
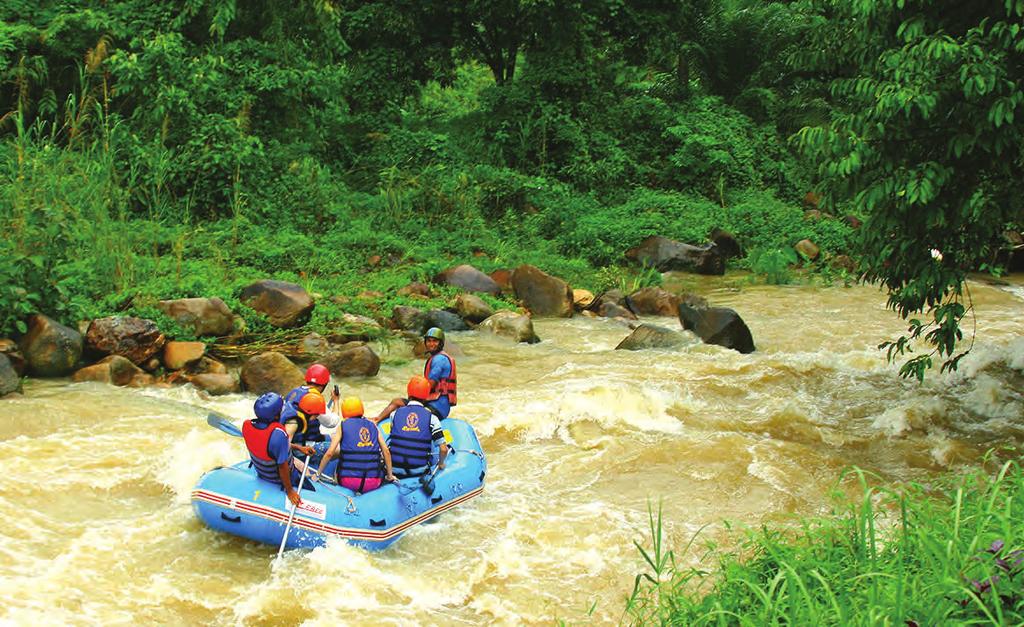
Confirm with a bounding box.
[219,465,359,514]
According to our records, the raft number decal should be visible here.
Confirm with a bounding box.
[357,427,373,447]
[287,496,328,520]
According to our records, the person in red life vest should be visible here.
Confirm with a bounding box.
[386,376,448,479]
[314,396,395,494]
[242,392,305,507]
[372,327,457,422]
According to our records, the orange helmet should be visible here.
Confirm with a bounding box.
[305,364,330,386]
[298,391,326,415]
[341,396,364,418]
[407,375,431,401]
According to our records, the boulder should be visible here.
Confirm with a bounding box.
[240,351,305,395]
[19,314,83,377]
[299,332,331,360]
[678,303,756,354]
[511,264,573,318]
[191,356,228,375]
[397,282,433,298]
[156,297,235,337]
[433,265,502,295]
[391,306,430,333]
[320,342,381,378]
[163,341,206,370]
[597,301,637,320]
[626,287,681,317]
[709,228,742,259]
[488,269,513,293]
[572,289,595,310]
[795,239,820,261]
[324,313,383,344]
[190,373,240,396]
[72,355,144,386]
[0,338,27,377]
[478,310,540,344]
[239,280,314,328]
[625,236,725,275]
[428,309,470,332]
[0,354,21,397]
[615,324,688,351]
[589,289,627,311]
[452,293,493,324]
[85,316,166,366]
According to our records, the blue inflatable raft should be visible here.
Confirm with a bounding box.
[192,418,486,551]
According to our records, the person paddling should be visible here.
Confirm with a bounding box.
[387,376,448,479]
[242,393,305,507]
[315,397,395,494]
[373,327,457,422]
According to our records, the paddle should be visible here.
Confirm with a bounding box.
[419,464,441,495]
[275,454,311,565]
[207,413,242,437]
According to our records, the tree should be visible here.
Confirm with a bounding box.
[796,0,1024,380]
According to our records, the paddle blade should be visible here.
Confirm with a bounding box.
[207,413,243,438]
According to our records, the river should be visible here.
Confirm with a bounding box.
[1,274,1022,625]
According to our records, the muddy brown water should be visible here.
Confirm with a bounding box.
[1,274,1022,625]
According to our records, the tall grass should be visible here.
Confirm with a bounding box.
[626,459,1024,625]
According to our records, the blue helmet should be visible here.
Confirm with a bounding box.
[254,392,283,422]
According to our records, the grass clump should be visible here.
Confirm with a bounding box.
[626,459,1024,625]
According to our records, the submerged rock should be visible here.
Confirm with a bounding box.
[478,311,540,344]
[678,303,755,354]
[615,324,688,351]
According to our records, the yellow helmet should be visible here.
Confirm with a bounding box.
[341,396,364,418]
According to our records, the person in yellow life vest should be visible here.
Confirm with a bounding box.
[372,327,457,422]
[315,397,395,494]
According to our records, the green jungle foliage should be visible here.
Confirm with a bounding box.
[626,458,1024,625]
[0,0,1018,375]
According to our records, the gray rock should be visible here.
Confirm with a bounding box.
[452,293,493,324]
[678,303,755,354]
[615,324,688,351]
[428,309,470,332]
[511,264,573,318]
[433,264,502,295]
[240,351,305,395]
[0,354,22,397]
[240,280,314,328]
[478,311,540,344]
[157,297,235,336]
[625,235,725,275]
[19,314,83,377]
[391,306,430,333]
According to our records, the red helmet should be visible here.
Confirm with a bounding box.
[305,364,330,386]
[298,391,326,415]
[407,375,431,401]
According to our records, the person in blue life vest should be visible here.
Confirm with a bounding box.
[281,364,340,448]
[372,327,457,422]
[314,396,396,494]
[386,376,448,479]
[242,392,306,507]
[285,390,341,470]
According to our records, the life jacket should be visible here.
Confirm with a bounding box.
[242,420,288,484]
[282,386,325,446]
[389,404,434,474]
[424,351,457,406]
[337,417,383,489]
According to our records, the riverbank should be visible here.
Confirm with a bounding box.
[626,457,1024,625]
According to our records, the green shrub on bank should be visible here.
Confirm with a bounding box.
[626,459,1024,625]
